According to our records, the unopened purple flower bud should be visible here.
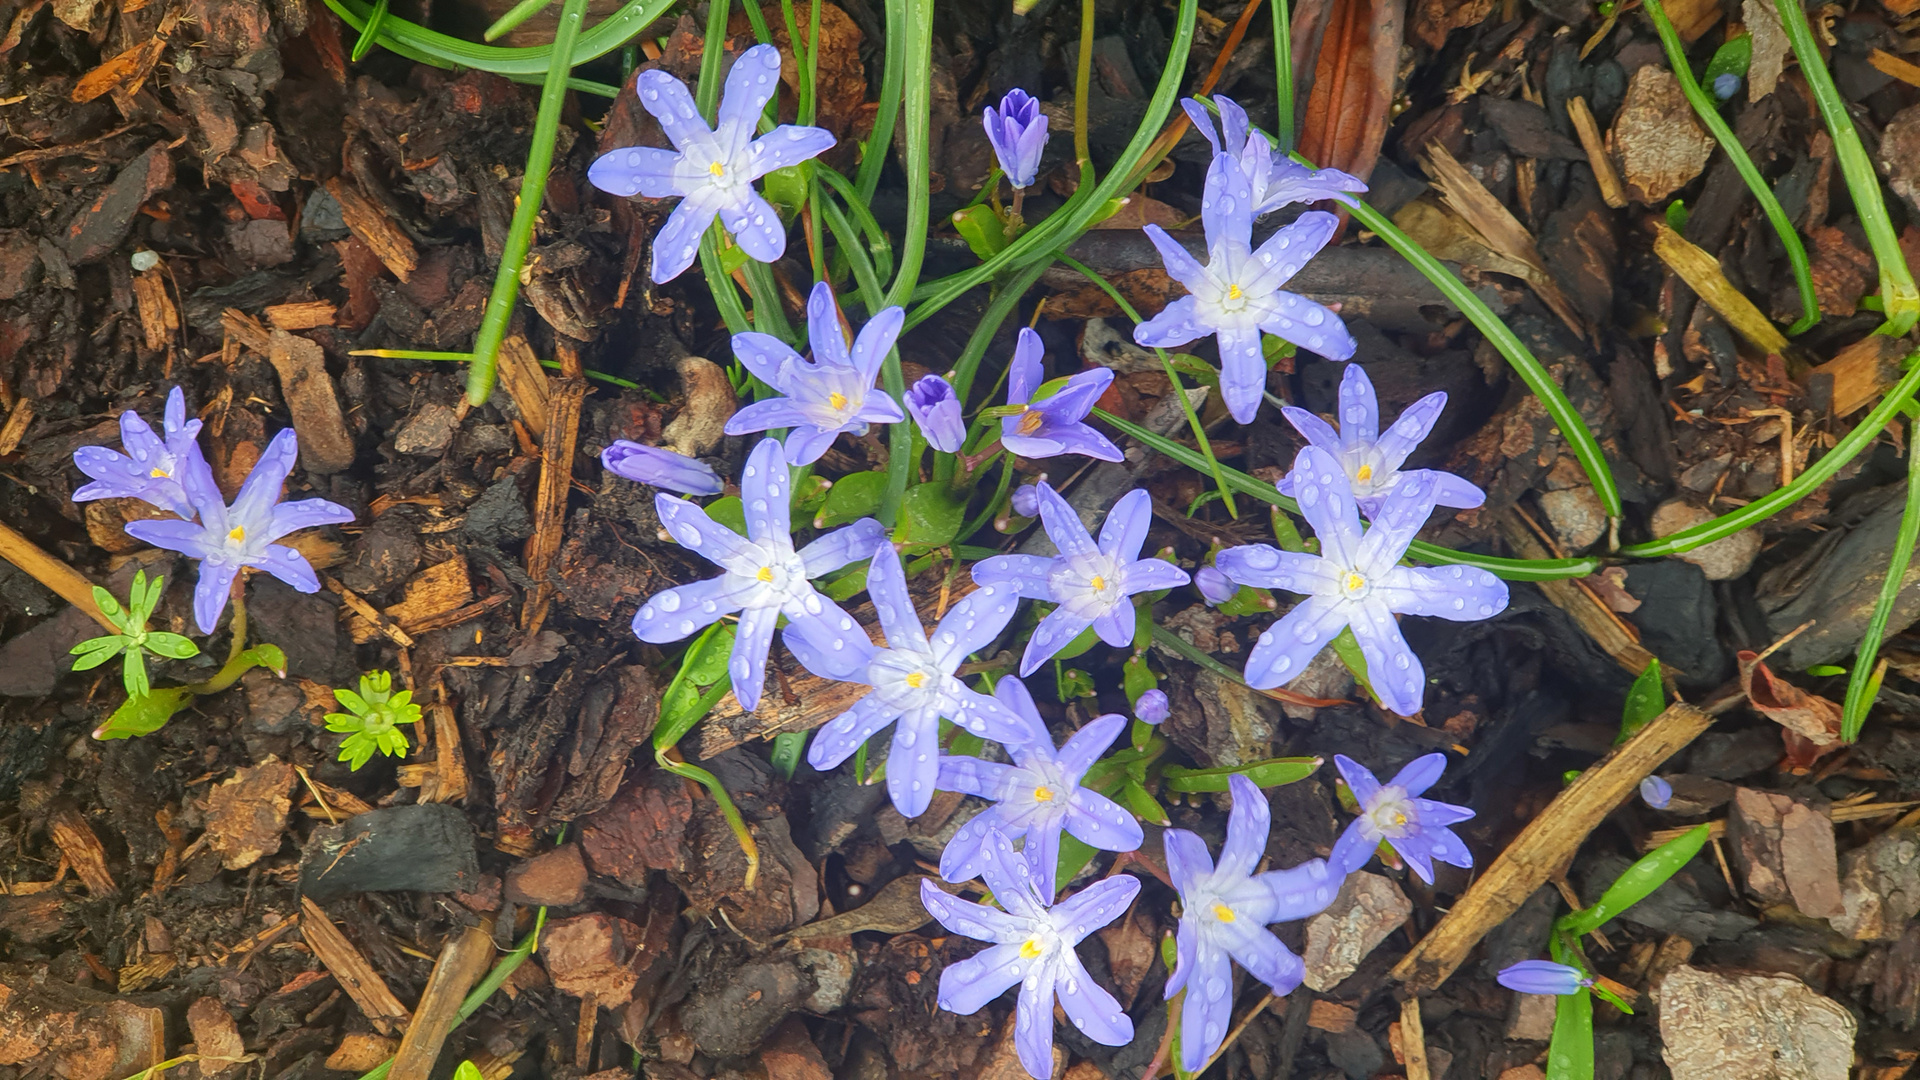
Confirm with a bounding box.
[1640,775,1673,810]
[905,375,965,453]
[1010,483,1041,518]
[1135,688,1169,725]
[983,89,1049,189]
[1195,565,1236,605]
[1496,960,1592,996]
[601,441,724,497]
[1712,73,1742,100]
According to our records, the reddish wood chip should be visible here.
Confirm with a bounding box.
[201,756,294,871]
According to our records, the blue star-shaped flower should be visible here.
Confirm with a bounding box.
[724,281,907,466]
[973,483,1189,675]
[1330,753,1475,884]
[73,386,204,520]
[999,327,1123,462]
[587,45,834,283]
[1278,362,1484,518]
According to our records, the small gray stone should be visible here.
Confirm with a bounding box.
[1506,989,1557,1041]
[393,402,459,456]
[1657,965,1853,1080]
[1539,486,1606,551]
[1302,871,1412,991]
[1832,826,1920,940]
[1651,499,1760,581]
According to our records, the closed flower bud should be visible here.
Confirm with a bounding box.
[1640,775,1673,810]
[983,89,1049,189]
[601,441,724,497]
[1496,960,1592,996]
[1135,688,1169,725]
[905,375,966,453]
[1011,483,1041,518]
[1195,565,1236,605]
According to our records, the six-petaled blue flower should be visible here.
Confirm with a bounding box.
[602,440,724,497]
[1182,95,1368,216]
[1134,146,1356,424]
[724,281,908,465]
[1166,773,1342,1073]
[1279,363,1485,518]
[1330,753,1475,884]
[1497,960,1593,996]
[630,438,883,712]
[905,374,966,453]
[805,544,1029,817]
[1216,446,1508,716]
[74,386,205,521]
[587,45,835,283]
[937,676,1144,897]
[983,89,1050,190]
[124,428,354,634]
[973,484,1189,675]
[1000,328,1123,462]
[921,828,1138,1080]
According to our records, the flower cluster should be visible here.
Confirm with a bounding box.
[72,386,353,635]
[586,86,1515,1080]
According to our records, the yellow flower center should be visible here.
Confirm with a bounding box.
[1227,284,1243,300]
[1393,811,1408,826]
[1016,408,1045,436]
[1355,464,1373,482]
[149,467,170,479]
[1212,903,1236,923]
[708,161,725,177]
[1089,575,1106,591]
[1019,938,1045,959]
[1033,786,1054,802]
[1344,571,1366,592]
[757,567,775,583]
[828,391,849,411]
[227,526,245,544]
[906,672,925,689]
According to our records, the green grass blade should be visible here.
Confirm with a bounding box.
[1621,351,1920,557]
[482,0,556,40]
[877,0,934,527]
[1642,0,1819,335]
[1769,0,1918,334]
[900,0,1199,329]
[1333,186,1622,518]
[1272,0,1294,152]
[324,0,672,76]
[854,0,908,202]
[463,0,590,406]
[1099,408,1601,580]
[1842,417,1920,741]
[351,0,390,61]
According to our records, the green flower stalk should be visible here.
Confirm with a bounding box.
[326,671,422,770]
[70,571,200,699]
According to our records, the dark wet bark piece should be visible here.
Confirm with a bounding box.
[298,803,480,901]
[579,768,692,887]
[550,664,658,822]
[1757,481,1920,670]
[676,956,810,1058]
[668,804,817,938]
[59,143,173,265]
[1479,97,1585,161]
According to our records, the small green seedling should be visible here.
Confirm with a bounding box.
[326,671,422,770]
[70,571,199,698]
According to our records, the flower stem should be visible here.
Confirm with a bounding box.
[1769,0,1918,335]
[1073,0,1094,178]
[463,0,591,406]
[1841,414,1920,741]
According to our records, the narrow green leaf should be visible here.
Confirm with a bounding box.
[770,730,807,780]
[143,632,200,659]
[1558,823,1711,937]
[1544,987,1595,1080]
[1618,658,1664,743]
[1120,777,1169,826]
[123,650,150,699]
[1162,756,1320,792]
[1843,422,1920,741]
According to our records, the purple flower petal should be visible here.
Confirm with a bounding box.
[1390,753,1449,798]
[1641,775,1673,809]
[655,494,756,572]
[796,517,886,578]
[1194,565,1236,605]
[724,396,815,437]
[231,428,298,529]
[193,560,242,635]
[1032,482,1098,559]
[885,706,941,818]
[739,438,790,541]
[730,331,800,387]
[1220,921,1305,996]
[1022,816,1065,900]
[865,543,929,652]
[1333,755,1382,805]
[1497,960,1589,996]
[1375,563,1508,623]
[933,940,1029,1014]
[1280,405,1344,458]
[849,304,906,386]
[1135,688,1169,724]
[1347,596,1425,717]
[1091,604,1133,647]
[1162,828,1214,896]
[717,45,785,146]
[747,124,834,180]
[634,68,717,153]
[586,144,685,199]
[905,374,966,453]
[1335,364,1379,447]
[649,191,723,283]
[1097,488,1152,562]
[991,676,1053,745]
[1054,951,1134,1047]
[1141,225,1209,291]
[937,754,1016,800]
[928,581,1023,668]
[1372,389,1446,471]
[1215,544,1341,595]
[1055,712,1127,777]
[1200,150,1255,259]
[1329,818,1377,876]
[920,880,1026,948]
[1165,914,1199,999]
[1215,324,1268,424]
[1066,788,1145,854]
[1133,293,1206,350]
[1243,595,1349,689]
[1216,773,1270,880]
[781,608,874,679]
[602,441,724,496]
[1014,974,1057,1080]
[728,605,778,713]
[807,691,895,770]
[1259,858,1341,921]
[950,685,1038,746]
[254,543,321,594]
[1178,942,1234,1074]
[1018,606,1093,677]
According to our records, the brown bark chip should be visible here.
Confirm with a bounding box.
[1610,67,1714,204]
[202,756,294,871]
[505,843,587,907]
[266,331,356,474]
[1729,787,1844,918]
[185,998,246,1076]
